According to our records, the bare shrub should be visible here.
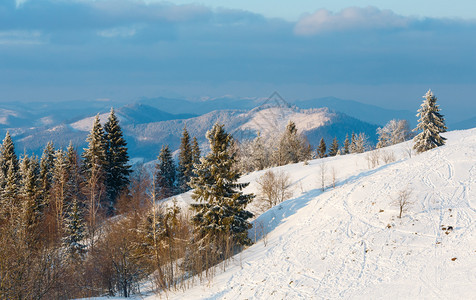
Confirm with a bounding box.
[393,188,413,218]
[257,170,292,211]
[366,149,381,169]
[319,162,327,191]
[382,150,396,164]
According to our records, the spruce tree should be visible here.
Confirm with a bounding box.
[51,149,68,233]
[343,134,350,154]
[65,143,84,209]
[191,137,201,166]
[82,114,107,236]
[39,142,55,207]
[177,126,193,193]
[19,155,42,241]
[62,198,86,260]
[328,137,339,157]
[0,131,19,188]
[155,145,176,200]
[82,114,107,177]
[317,138,327,158]
[0,133,20,218]
[413,90,447,153]
[2,161,20,217]
[189,123,254,247]
[275,121,310,165]
[104,108,131,212]
[350,132,357,153]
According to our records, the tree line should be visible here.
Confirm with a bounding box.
[0,89,446,298]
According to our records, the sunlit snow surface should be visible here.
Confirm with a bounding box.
[110,128,476,299]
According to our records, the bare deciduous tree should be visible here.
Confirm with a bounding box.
[393,188,413,218]
[257,170,292,211]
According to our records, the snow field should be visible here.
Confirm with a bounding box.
[153,128,476,299]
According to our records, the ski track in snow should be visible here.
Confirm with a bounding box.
[126,128,476,300]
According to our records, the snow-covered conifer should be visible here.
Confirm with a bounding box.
[317,138,327,158]
[104,108,131,211]
[62,198,86,259]
[39,142,55,206]
[413,90,447,153]
[189,123,254,246]
[191,137,201,166]
[0,131,19,188]
[343,134,350,155]
[177,126,193,193]
[328,137,339,157]
[155,145,176,200]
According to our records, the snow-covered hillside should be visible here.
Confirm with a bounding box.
[156,128,475,299]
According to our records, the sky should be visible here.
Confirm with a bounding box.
[1,0,476,122]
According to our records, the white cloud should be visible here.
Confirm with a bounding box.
[0,30,44,45]
[294,6,411,36]
[15,0,29,8]
[97,26,139,38]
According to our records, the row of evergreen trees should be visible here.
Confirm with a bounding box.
[154,126,201,200]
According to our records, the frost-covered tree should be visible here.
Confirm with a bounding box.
[177,126,193,193]
[317,138,327,158]
[0,131,19,189]
[413,90,447,153]
[377,119,413,148]
[274,121,310,166]
[39,142,55,206]
[343,134,350,155]
[82,114,107,239]
[354,133,369,153]
[328,137,339,157]
[19,155,42,239]
[155,145,176,200]
[190,123,254,247]
[350,132,357,153]
[51,149,68,233]
[65,143,83,209]
[82,114,107,177]
[62,198,86,259]
[191,137,201,166]
[104,108,131,211]
[0,132,21,219]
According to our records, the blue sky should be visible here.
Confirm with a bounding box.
[1,0,476,122]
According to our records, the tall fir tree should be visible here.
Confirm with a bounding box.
[317,138,327,158]
[155,145,176,200]
[104,108,131,212]
[0,132,20,219]
[82,114,107,177]
[19,155,42,243]
[413,90,447,153]
[275,121,310,166]
[51,149,68,234]
[350,132,357,153]
[189,123,254,247]
[191,137,201,166]
[39,142,55,207]
[62,198,86,260]
[82,114,107,239]
[328,137,339,157]
[0,131,19,188]
[65,143,84,210]
[343,134,350,155]
[177,126,193,193]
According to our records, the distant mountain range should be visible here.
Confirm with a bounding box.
[0,95,472,162]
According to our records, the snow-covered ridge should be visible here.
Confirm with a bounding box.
[159,128,476,299]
